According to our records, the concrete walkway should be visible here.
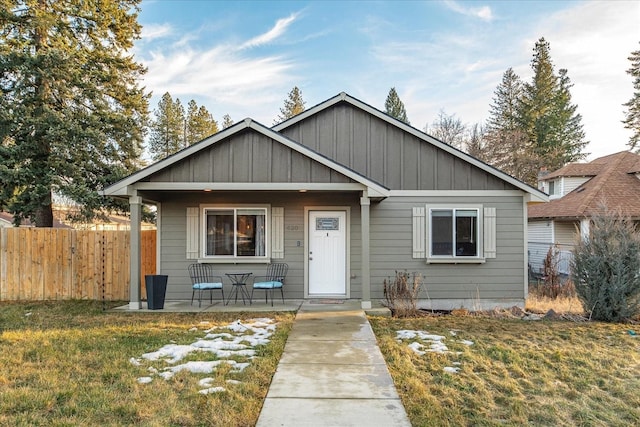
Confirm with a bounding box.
[256,301,411,427]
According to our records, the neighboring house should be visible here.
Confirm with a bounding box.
[103,92,547,310]
[528,151,640,274]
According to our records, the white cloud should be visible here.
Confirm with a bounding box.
[442,0,493,22]
[240,13,299,49]
[141,23,173,41]
[138,13,304,122]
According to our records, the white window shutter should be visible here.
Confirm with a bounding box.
[271,207,284,259]
[186,207,199,259]
[412,207,426,258]
[483,207,497,259]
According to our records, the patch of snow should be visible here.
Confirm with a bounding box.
[443,366,460,373]
[199,377,214,387]
[188,327,198,332]
[199,387,226,394]
[449,330,457,336]
[408,342,426,355]
[137,376,153,384]
[25,312,32,317]
[460,340,474,346]
[226,379,242,385]
[133,318,277,389]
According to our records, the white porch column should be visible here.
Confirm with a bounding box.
[129,195,142,309]
[580,218,590,242]
[360,194,371,309]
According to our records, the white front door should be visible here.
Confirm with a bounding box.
[308,210,347,296]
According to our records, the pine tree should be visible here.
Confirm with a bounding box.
[486,68,523,133]
[0,0,148,226]
[274,86,306,124]
[148,93,185,160]
[185,100,218,146]
[384,87,410,124]
[519,38,587,172]
[221,114,234,129]
[623,43,640,151]
[483,68,540,183]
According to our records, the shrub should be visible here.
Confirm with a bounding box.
[571,210,640,322]
[383,271,421,317]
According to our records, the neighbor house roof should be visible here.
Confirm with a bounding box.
[529,151,640,219]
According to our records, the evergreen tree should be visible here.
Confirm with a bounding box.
[0,0,148,226]
[483,68,540,183]
[185,100,218,146]
[384,87,410,124]
[486,68,523,133]
[623,43,640,151]
[221,114,234,129]
[274,86,306,124]
[519,38,587,172]
[148,93,185,160]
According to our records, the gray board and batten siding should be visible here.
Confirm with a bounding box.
[143,128,356,186]
[277,101,518,192]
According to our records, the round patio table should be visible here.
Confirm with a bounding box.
[225,272,253,305]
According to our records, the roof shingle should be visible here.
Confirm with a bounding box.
[529,151,640,219]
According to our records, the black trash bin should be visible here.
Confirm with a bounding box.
[145,275,168,310]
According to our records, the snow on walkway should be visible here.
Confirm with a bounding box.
[131,318,277,394]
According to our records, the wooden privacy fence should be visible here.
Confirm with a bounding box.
[0,228,156,301]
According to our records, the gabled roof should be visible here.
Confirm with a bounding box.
[102,117,390,198]
[529,151,640,219]
[274,92,547,202]
[541,163,603,180]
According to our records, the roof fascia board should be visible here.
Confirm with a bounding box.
[275,92,547,201]
[131,182,366,191]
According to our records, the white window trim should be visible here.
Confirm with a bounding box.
[426,204,485,264]
[199,204,271,263]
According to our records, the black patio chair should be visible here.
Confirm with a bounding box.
[251,263,288,306]
[188,263,224,307]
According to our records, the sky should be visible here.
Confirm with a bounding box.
[135,0,640,161]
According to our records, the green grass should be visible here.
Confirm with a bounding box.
[370,315,640,427]
[0,301,294,427]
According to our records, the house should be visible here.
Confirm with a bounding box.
[528,151,640,274]
[102,92,547,310]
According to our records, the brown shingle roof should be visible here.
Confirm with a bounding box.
[529,151,640,219]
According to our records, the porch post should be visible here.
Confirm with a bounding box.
[360,194,371,309]
[129,195,142,309]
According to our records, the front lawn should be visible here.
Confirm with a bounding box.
[0,301,294,426]
[370,314,640,426]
